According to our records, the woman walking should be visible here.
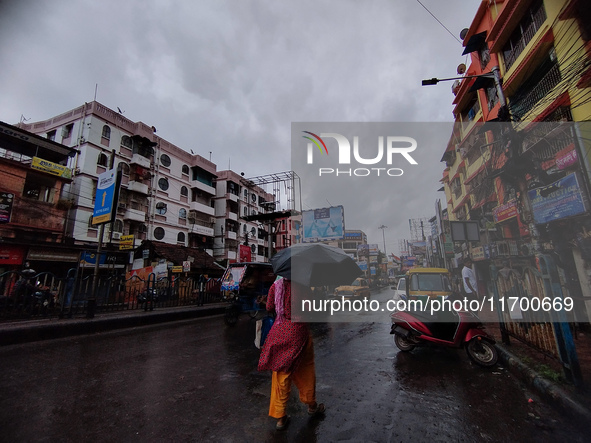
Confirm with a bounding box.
[258,277,325,430]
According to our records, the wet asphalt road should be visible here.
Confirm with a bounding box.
[0,287,588,442]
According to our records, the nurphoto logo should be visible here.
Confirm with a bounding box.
[303,131,418,177]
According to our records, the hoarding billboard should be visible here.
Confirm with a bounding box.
[302,205,344,242]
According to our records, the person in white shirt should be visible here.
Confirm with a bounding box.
[462,257,478,300]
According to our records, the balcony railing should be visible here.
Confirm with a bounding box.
[511,62,561,120]
[504,5,547,71]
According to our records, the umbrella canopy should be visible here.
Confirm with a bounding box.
[270,243,362,287]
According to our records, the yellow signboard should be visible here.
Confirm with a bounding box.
[171,266,183,273]
[119,234,134,251]
[31,157,72,179]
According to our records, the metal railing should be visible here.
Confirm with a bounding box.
[0,270,222,322]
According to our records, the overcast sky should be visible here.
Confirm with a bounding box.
[0,0,482,254]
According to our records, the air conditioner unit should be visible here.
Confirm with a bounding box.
[118,203,127,209]
[112,232,121,240]
[210,217,216,224]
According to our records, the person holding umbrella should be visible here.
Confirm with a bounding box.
[257,276,325,430]
[258,243,361,430]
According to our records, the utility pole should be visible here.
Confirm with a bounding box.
[378,225,388,255]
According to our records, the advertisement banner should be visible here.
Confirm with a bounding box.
[302,206,344,242]
[239,244,252,262]
[528,173,588,224]
[493,200,518,223]
[31,156,72,179]
[0,192,14,224]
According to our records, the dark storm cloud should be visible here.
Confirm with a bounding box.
[0,0,480,250]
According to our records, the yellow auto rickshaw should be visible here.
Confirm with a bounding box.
[405,267,453,304]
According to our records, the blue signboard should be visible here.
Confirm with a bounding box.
[528,173,588,224]
[93,169,117,225]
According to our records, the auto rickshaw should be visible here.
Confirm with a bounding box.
[220,262,276,325]
[405,267,453,305]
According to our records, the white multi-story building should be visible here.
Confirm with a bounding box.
[19,101,216,256]
[212,170,275,263]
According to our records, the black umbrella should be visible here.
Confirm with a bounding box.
[270,243,362,287]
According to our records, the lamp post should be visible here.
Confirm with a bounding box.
[422,65,506,108]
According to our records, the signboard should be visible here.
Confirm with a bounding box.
[344,231,363,241]
[27,249,79,262]
[555,145,577,170]
[528,173,588,224]
[31,156,72,179]
[358,261,368,271]
[119,234,134,251]
[92,169,118,225]
[493,200,518,223]
[368,244,379,256]
[239,244,252,262]
[183,261,191,272]
[80,252,127,268]
[471,246,485,261]
[0,192,14,224]
[171,266,183,273]
[302,206,345,242]
[0,245,24,265]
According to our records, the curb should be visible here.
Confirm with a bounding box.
[0,305,227,347]
[496,344,591,423]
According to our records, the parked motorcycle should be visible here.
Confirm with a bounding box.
[390,302,498,367]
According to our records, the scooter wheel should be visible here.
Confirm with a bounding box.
[394,334,416,352]
[466,338,498,367]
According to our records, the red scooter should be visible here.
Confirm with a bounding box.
[390,302,498,367]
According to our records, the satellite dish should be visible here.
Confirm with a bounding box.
[460,28,469,40]
[457,63,466,75]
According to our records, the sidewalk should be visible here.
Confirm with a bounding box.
[483,321,591,423]
[0,302,228,347]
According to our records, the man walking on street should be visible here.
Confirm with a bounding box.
[462,257,478,301]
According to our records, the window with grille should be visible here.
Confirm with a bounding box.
[156,202,167,215]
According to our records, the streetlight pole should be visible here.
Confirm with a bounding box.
[422,65,506,108]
